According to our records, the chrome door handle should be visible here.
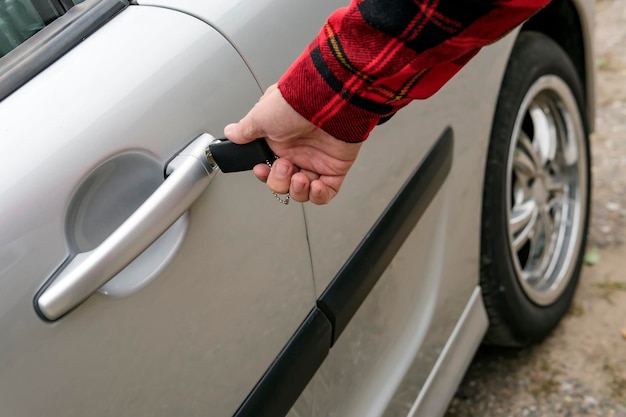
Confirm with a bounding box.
[36,134,217,321]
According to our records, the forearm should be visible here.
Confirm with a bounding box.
[278,0,551,143]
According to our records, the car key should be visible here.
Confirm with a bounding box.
[206,138,276,173]
[206,138,290,204]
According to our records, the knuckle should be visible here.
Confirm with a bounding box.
[242,124,258,139]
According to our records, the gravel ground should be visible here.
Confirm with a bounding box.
[445,1,626,416]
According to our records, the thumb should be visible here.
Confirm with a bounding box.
[224,110,264,145]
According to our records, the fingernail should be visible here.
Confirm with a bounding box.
[274,162,289,177]
[293,180,305,193]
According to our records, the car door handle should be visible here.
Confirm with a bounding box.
[36,134,217,321]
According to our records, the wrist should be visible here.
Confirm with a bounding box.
[278,48,402,143]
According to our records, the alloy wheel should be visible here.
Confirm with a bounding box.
[506,75,588,306]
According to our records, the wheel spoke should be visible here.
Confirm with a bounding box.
[525,209,545,269]
[559,108,580,166]
[547,194,563,212]
[513,149,537,180]
[521,269,541,285]
[518,131,542,171]
[534,206,556,273]
[545,177,566,194]
[511,200,537,234]
[512,202,539,251]
[530,104,557,165]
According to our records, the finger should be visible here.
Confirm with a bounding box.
[224,111,264,145]
[289,172,311,202]
[297,168,321,183]
[252,164,270,183]
[266,158,296,194]
[309,180,337,205]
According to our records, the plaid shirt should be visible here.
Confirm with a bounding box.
[278,0,550,143]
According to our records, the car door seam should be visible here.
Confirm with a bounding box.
[137,4,264,93]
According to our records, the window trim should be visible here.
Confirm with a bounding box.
[0,0,128,102]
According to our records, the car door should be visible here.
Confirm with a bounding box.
[132,1,491,416]
[0,1,316,416]
[143,3,528,417]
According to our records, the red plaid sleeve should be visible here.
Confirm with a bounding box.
[278,0,551,143]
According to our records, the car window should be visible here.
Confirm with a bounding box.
[0,0,125,102]
[0,0,83,58]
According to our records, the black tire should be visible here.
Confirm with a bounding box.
[480,32,591,347]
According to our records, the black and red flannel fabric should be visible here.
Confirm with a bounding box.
[278,0,551,143]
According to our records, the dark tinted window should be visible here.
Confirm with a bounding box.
[0,0,124,102]
[0,0,82,58]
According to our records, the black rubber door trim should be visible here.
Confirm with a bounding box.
[233,307,333,417]
[0,0,128,102]
[234,127,453,416]
[318,127,454,344]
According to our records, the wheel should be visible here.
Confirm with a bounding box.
[480,31,591,347]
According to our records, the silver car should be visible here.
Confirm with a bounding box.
[0,0,594,416]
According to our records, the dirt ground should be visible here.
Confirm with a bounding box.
[445,1,626,416]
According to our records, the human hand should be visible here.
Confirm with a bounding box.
[224,84,362,205]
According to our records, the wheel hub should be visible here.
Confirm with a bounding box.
[531,175,549,205]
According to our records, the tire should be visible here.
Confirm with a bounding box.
[480,31,591,347]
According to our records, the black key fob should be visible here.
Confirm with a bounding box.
[207,138,275,173]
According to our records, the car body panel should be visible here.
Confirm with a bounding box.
[0,5,314,416]
[407,287,488,417]
[0,0,596,416]
[138,0,341,90]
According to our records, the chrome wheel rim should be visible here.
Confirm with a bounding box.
[506,75,587,306]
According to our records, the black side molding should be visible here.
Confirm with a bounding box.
[233,307,332,417]
[318,127,453,344]
[235,127,453,416]
[0,0,128,102]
